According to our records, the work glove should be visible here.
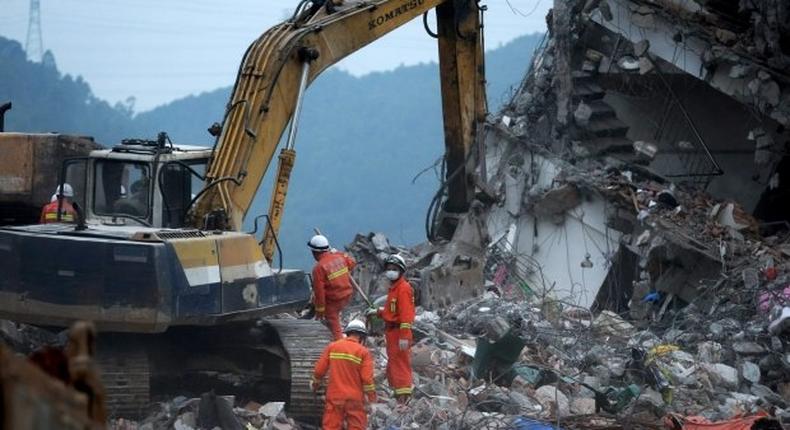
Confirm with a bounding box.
[398,338,409,351]
[309,379,321,393]
[365,307,380,317]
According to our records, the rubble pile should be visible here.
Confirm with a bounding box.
[346,232,422,301]
[0,318,63,353]
[350,241,789,429]
[109,394,300,430]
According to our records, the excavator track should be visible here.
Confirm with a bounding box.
[95,320,331,423]
[267,319,332,423]
[97,346,151,418]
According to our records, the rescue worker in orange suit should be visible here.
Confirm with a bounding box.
[308,234,357,340]
[40,184,77,224]
[366,254,415,404]
[311,319,376,430]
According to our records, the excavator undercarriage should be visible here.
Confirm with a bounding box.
[97,320,328,422]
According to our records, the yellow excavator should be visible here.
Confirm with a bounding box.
[0,0,486,422]
[196,0,487,256]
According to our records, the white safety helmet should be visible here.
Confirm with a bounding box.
[308,234,330,251]
[384,254,407,272]
[343,319,368,336]
[55,183,74,198]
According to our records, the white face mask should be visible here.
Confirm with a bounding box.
[384,270,400,281]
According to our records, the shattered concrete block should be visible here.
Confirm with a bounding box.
[532,184,581,219]
[760,80,781,108]
[593,310,635,337]
[618,55,640,71]
[607,357,627,378]
[582,60,598,73]
[777,382,790,404]
[371,233,390,252]
[270,420,296,430]
[506,390,540,415]
[484,316,511,342]
[574,101,592,126]
[504,166,526,216]
[511,375,533,395]
[411,342,433,370]
[770,337,783,352]
[585,49,604,63]
[174,412,197,430]
[732,341,766,355]
[534,385,570,417]
[633,141,658,159]
[704,363,739,390]
[676,140,695,151]
[729,64,751,79]
[697,341,723,363]
[570,397,596,415]
[740,361,761,384]
[258,402,285,418]
[769,307,790,335]
[715,29,737,46]
[718,394,760,418]
[370,403,392,421]
[631,5,655,28]
[750,384,786,407]
[636,388,665,409]
[514,91,534,114]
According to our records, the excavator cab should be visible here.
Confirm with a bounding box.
[59,136,210,229]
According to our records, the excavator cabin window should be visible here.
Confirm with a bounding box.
[159,160,206,228]
[94,160,151,222]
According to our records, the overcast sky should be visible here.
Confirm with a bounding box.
[0,0,550,111]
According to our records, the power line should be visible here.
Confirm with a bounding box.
[505,0,544,18]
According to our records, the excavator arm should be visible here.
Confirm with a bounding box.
[191,0,486,261]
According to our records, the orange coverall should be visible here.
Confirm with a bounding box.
[312,337,376,430]
[379,276,415,397]
[39,200,77,224]
[312,251,356,340]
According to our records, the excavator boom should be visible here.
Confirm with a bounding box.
[192,0,486,260]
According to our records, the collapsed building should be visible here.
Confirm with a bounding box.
[484,0,790,313]
[366,0,790,317]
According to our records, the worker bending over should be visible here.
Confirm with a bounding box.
[308,234,357,340]
[368,254,415,404]
[311,319,376,430]
[40,184,77,224]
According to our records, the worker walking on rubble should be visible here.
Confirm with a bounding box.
[367,254,415,404]
[308,234,357,340]
[311,319,376,430]
[40,184,77,224]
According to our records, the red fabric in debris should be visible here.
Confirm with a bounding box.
[665,411,771,430]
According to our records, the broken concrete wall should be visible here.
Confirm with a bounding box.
[602,74,784,211]
[485,136,622,308]
[589,0,790,127]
